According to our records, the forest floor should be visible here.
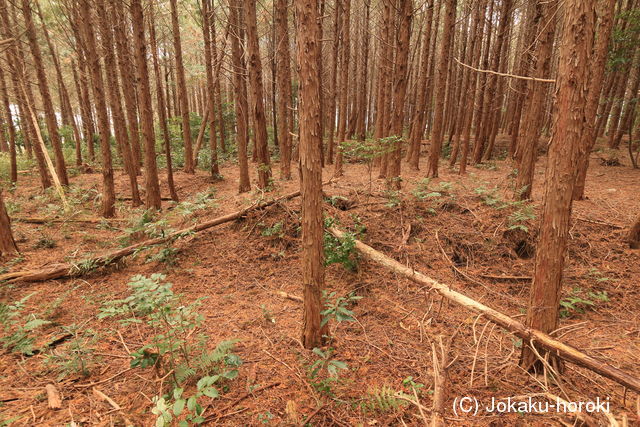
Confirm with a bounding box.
[0,138,639,426]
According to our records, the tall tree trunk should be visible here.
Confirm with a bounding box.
[0,0,49,188]
[386,0,413,189]
[35,1,82,167]
[275,0,293,179]
[210,10,227,154]
[520,0,595,372]
[611,50,640,148]
[21,0,68,186]
[245,0,272,189]
[0,68,16,183]
[325,0,341,165]
[97,0,141,206]
[333,0,350,178]
[131,0,162,210]
[426,0,456,178]
[229,0,251,192]
[149,0,179,202]
[72,59,95,161]
[79,0,115,217]
[473,0,513,162]
[407,1,435,170]
[294,0,326,349]
[514,1,557,200]
[573,0,616,200]
[202,0,219,177]
[113,1,142,173]
[354,0,370,142]
[170,0,195,173]
[0,189,17,257]
[449,0,482,168]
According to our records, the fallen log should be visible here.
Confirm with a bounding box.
[14,217,129,224]
[328,227,640,393]
[0,190,303,284]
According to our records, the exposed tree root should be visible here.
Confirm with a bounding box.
[328,227,640,393]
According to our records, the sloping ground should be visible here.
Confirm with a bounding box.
[0,145,638,426]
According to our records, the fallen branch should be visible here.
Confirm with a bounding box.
[454,57,556,83]
[15,217,129,224]
[328,227,640,393]
[0,190,303,284]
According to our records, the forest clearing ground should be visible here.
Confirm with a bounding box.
[0,139,639,425]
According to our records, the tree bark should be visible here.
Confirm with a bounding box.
[386,0,413,188]
[407,2,435,170]
[229,0,251,192]
[170,0,195,173]
[294,0,326,349]
[148,0,179,202]
[113,1,142,173]
[514,1,557,201]
[130,0,162,211]
[520,0,595,372]
[0,0,50,188]
[96,0,141,207]
[21,0,68,186]
[275,0,293,179]
[0,67,16,183]
[333,0,351,178]
[79,0,115,217]
[202,0,219,177]
[244,0,272,189]
[426,0,456,178]
[0,188,17,257]
[35,1,82,167]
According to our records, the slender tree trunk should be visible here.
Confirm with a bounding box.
[97,0,141,206]
[474,0,513,162]
[354,0,370,142]
[170,0,195,173]
[333,0,351,178]
[407,1,435,170]
[79,0,115,217]
[202,0,219,177]
[573,0,616,200]
[0,68,16,183]
[0,0,49,187]
[520,0,595,372]
[386,0,413,189]
[210,10,227,154]
[449,0,482,168]
[35,1,82,167]
[294,0,326,349]
[131,0,162,210]
[275,0,293,179]
[611,50,640,148]
[245,0,272,189]
[21,0,68,186]
[0,189,17,257]
[229,0,251,192]
[426,0,456,178]
[325,0,341,165]
[113,1,142,173]
[72,59,95,161]
[514,1,557,200]
[149,0,179,202]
